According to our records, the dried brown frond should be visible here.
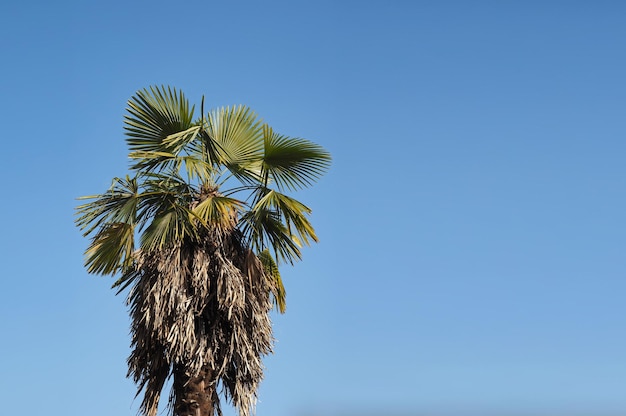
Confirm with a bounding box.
[126,225,275,416]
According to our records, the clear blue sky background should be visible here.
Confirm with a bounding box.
[0,1,624,415]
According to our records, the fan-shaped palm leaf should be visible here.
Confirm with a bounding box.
[76,175,140,274]
[253,188,317,248]
[125,86,196,171]
[204,105,264,181]
[240,206,302,264]
[128,125,205,174]
[84,222,135,274]
[140,207,193,252]
[261,124,331,191]
[76,175,139,234]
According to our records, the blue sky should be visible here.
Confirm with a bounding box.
[1,1,625,415]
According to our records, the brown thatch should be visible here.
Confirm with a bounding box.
[125,226,275,416]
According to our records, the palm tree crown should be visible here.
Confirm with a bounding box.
[76,86,330,416]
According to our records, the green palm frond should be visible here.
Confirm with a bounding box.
[241,187,318,263]
[84,222,135,275]
[128,125,205,173]
[261,124,331,191]
[125,86,196,171]
[177,154,213,183]
[254,188,318,248]
[161,125,202,152]
[76,175,139,235]
[204,105,264,181]
[258,249,286,313]
[140,206,194,251]
[77,175,139,274]
[136,172,197,250]
[127,150,178,174]
[191,194,244,230]
[128,151,213,183]
[137,171,195,216]
[240,205,302,264]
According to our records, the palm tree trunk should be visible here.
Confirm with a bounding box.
[173,365,216,416]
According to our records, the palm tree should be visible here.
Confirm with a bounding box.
[75,86,331,416]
